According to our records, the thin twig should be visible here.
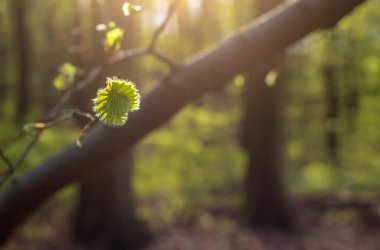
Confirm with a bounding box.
[108,48,146,65]
[145,0,183,70]
[0,149,15,187]
[0,131,25,150]
[76,119,97,147]
[147,0,180,51]
[70,109,96,122]
[150,50,183,71]
[0,150,14,176]
[13,135,39,170]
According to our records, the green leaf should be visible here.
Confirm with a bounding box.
[105,26,124,52]
[122,2,142,16]
[265,69,279,87]
[93,77,140,126]
[233,74,245,87]
[59,63,76,80]
[53,63,78,90]
[107,21,117,29]
[53,75,66,90]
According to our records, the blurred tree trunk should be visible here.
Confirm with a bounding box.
[342,40,360,134]
[242,0,293,230]
[0,3,7,108]
[73,1,149,249]
[72,0,103,114]
[0,40,7,110]
[12,0,30,121]
[74,152,150,250]
[323,64,340,165]
[41,1,59,111]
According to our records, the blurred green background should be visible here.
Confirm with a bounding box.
[1,0,380,247]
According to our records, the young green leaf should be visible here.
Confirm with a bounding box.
[53,75,66,90]
[53,63,78,90]
[122,2,142,16]
[59,63,76,80]
[265,69,279,87]
[105,26,124,52]
[93,77,140,126]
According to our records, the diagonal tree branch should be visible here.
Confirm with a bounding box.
[0,0,366,244]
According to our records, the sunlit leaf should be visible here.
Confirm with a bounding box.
[265,69,279,87]
[59,63,76,80]
[105,26,124,52]
[53,75,66,90]
[107,21,117,29]
[233,74,245,87]
[53,63,78,90]
[122,2,142,16]
[93,77,140,126]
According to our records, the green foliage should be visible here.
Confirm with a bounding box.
[265,69,279,87]
[104,22,124,53]
[53,63,78,90]
[59,62,76,77]
[134,105,244,228]
[122,2,142,16]
[93,77,140,126]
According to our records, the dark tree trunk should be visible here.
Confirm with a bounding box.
[342,40,360,134]
[242,57,294,229]
[73,152,151,250]
[12,0,30,121]
[242,0,293,230]
[0,43,7,110]
[41,2,59,111]
[323,64,340,165]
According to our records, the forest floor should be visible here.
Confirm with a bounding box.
[6,197,380,250]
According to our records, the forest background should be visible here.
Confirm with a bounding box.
[0,0,380,249]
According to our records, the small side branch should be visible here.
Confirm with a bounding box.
[0,150,15,186]
[146,0,183,71]
[150,50,183,71]
[147,0,180,51]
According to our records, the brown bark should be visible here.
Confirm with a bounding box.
[242,0,293,229]
[243,57,293,229]
[0,0,366,244]
[323,65,340,165]
[73,152,151,250]
[12,0,30,121]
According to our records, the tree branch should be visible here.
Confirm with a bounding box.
[0,150,14,185]
[147,0,180,51]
